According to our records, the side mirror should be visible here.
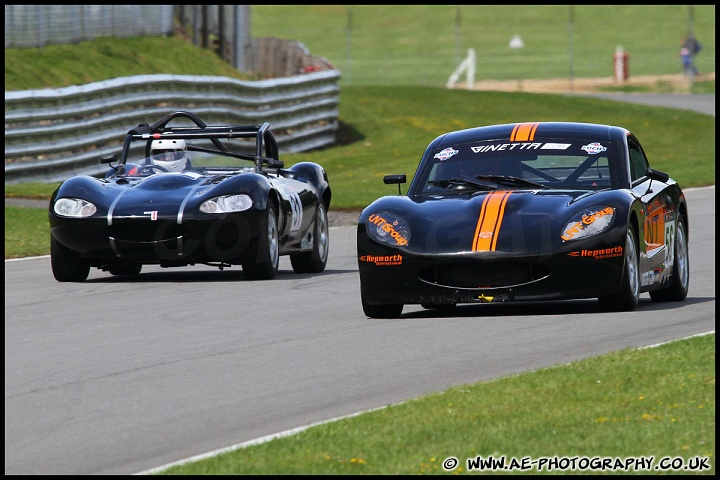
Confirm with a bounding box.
[101,153,118,165]
[646,167,669,183]
[383,174,407,195]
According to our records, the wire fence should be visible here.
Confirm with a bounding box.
[4,5,174,48]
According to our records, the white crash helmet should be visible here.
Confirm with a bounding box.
[150,139,188,172]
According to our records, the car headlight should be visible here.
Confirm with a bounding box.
[366,211,411,247]
[53,198,97,217]
[200,194,253,213]
[561,206,615,241]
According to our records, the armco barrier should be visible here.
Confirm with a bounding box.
[4,69,341,184]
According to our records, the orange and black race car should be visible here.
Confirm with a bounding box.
[49,111,331,282]
[357,121,689,318]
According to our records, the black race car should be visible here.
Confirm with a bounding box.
[50,111,331,282]
[357,121,689,318]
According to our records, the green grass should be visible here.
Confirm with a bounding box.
[250,5,715,87]
[4,8,716,474]
[4,206,52,258]
[154,333,714,475]
[4,6,715,92]
[4,36,254,91]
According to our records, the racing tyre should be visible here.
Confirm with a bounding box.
[51,235,90,282]
[361,294,403,319]
[108,262,142,276]
[243,204,280,280]
[290,201,329,273]
[650,216,689,302]
[598,224,640,311]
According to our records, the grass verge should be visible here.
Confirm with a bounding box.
[152,333,714,475]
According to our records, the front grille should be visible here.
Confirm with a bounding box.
[108,219,186,243]
[418,261,550,289]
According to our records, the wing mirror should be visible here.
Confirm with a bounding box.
[383,174,407,195]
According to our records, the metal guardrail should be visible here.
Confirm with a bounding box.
[4,69,341,184]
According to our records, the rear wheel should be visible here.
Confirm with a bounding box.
[51,235,90,282]
[242,204,280,280]
[650,216,689,302]
[598,224,639,311]
[361,294,403,319]
[290,201,329,273]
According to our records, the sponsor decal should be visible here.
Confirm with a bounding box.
[143,210,158,221]
[581,142,607,154]
[470,142,542,153]
[561,206,614,241]
[647,265,666,283]
[359,254,403,266]
[472,191,511,251]
[434,147,459,161]
[368,213,410,246]
[644,201,667,254]
[567,245,623,259]
[641,269,661,286]
[510,122,540,141]
[540,143,572,150]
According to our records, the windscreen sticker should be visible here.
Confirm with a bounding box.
[540,143,572,150]
[581,142,607,154]
[434,147,459,161]
[471,143,541,153]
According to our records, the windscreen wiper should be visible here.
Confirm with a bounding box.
[475,175,550,189]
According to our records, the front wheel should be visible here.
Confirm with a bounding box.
[242,204,280,280]
[598,224,639,311]
[290,201,329,273]
[51,235,90,282]
[361,294,403,319]
[650,216,689,302]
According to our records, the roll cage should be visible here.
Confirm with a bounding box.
[101,110,283,174]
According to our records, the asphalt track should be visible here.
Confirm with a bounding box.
[573,92,715,117]
[4,94,715,475]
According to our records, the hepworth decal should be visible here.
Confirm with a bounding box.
[359,254,403,266]
[567,245,623,259]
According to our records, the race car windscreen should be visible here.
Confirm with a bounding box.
[414,138,618,193]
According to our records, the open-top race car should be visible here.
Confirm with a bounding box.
[50,111,331,282]
[357,121,689,318]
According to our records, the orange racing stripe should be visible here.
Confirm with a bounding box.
[472,191,511,251]
[510,122,540,142]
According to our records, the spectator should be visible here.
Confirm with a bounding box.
[681,34,702,76]
[679,47,693,76]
